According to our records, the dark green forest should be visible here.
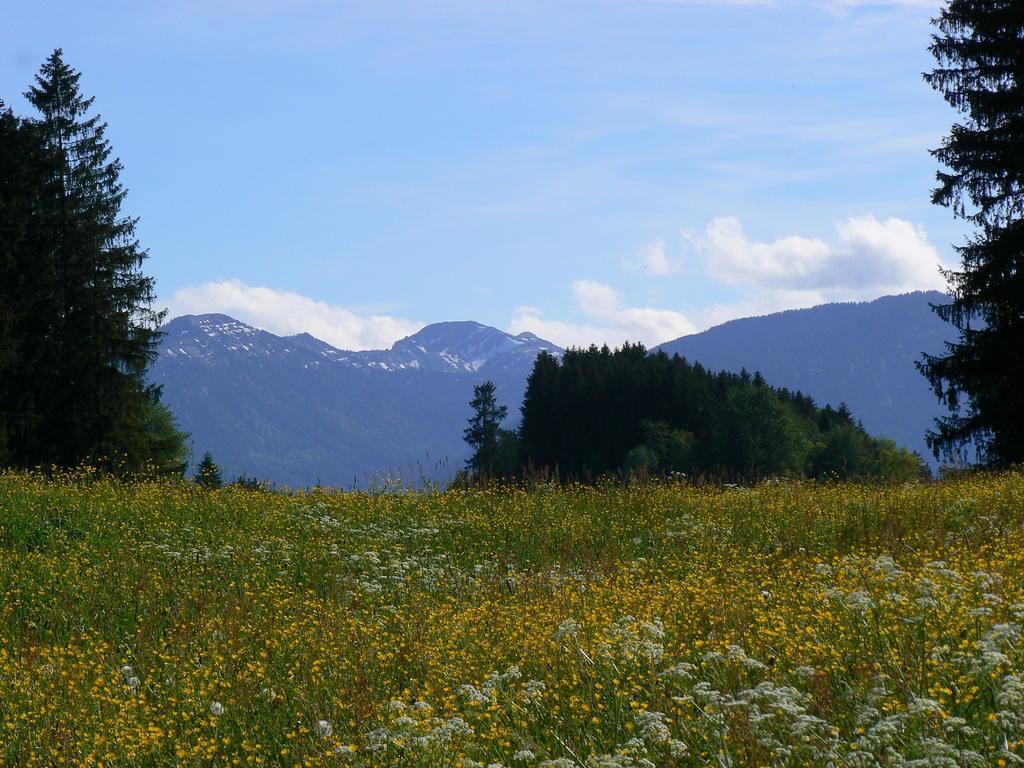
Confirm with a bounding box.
[499,344,926,482]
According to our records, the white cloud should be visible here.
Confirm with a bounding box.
[623,239,683,276]
[702,214,947,299]
[512,213,949,348]
[687,289,832,330]
[165,214,948,354]
[509,280,697,348]
[166,279,423,351]
[705,217,833,288]
[507,312,611,349]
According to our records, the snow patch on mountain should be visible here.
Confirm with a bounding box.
[160,315,561,374]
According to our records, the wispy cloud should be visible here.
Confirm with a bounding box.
[514,213,949,347]
[623,239,683,276]
[509,280,697,348]
[166,279,423,351]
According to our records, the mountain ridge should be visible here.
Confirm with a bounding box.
[150,291,955,485]
[161,314,560,373]
[150,314,561,487]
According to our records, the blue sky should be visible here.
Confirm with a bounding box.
[2,0,960,349]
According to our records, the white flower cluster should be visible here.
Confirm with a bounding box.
[364,700,474,757]
[340,548,450,597]
[119,664,141,695]
[594,616,665,665]
[459,666,546,710]
[536,569,1024,768]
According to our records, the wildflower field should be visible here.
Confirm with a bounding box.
[1,472,1024,767]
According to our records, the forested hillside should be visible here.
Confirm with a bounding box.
[518,343,925,481]
[657,292,953,466]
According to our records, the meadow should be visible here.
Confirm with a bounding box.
[1,471,1023,767]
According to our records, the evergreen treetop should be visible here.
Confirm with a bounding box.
[195,451,223,489]
[29,50,167,468]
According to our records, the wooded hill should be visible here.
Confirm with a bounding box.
[517,344,926,481]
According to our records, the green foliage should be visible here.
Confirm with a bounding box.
[463,381,511,478]
[520,344,926,481]
[809,422,874,479]
[714,381,810,476]
[0,102,56,465]
[0,51,185,473]
[128,391,189,477]
[917,3,1024,467]
[623,444,659,479]
[195,451,223,489]
[492,428,522,479]
[872,438,930,483]
[232,474,270,491]
[639,420,693,474]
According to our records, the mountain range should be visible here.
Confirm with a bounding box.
[149,290,954,486]
[150,315,559,487]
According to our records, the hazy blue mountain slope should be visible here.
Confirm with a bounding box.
[152,293,954,486]
[150,315,559,487]
[656,291,954,464]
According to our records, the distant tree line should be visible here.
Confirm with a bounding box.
[466,344,926,482]
[0,50,186,474]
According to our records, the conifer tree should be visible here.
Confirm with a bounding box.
[917,4,1024,466]
[195,451,223,489]
[24,49,172,470]
[463,381,508,477]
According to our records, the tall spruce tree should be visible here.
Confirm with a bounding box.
[22,49,180,471]
[463,381,508,478]
[917,4,1024,466]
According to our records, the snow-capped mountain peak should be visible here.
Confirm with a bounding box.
[150,314,562,487]
[159,314,283,362]
[159,315,561,375]
[382,321,560,373]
